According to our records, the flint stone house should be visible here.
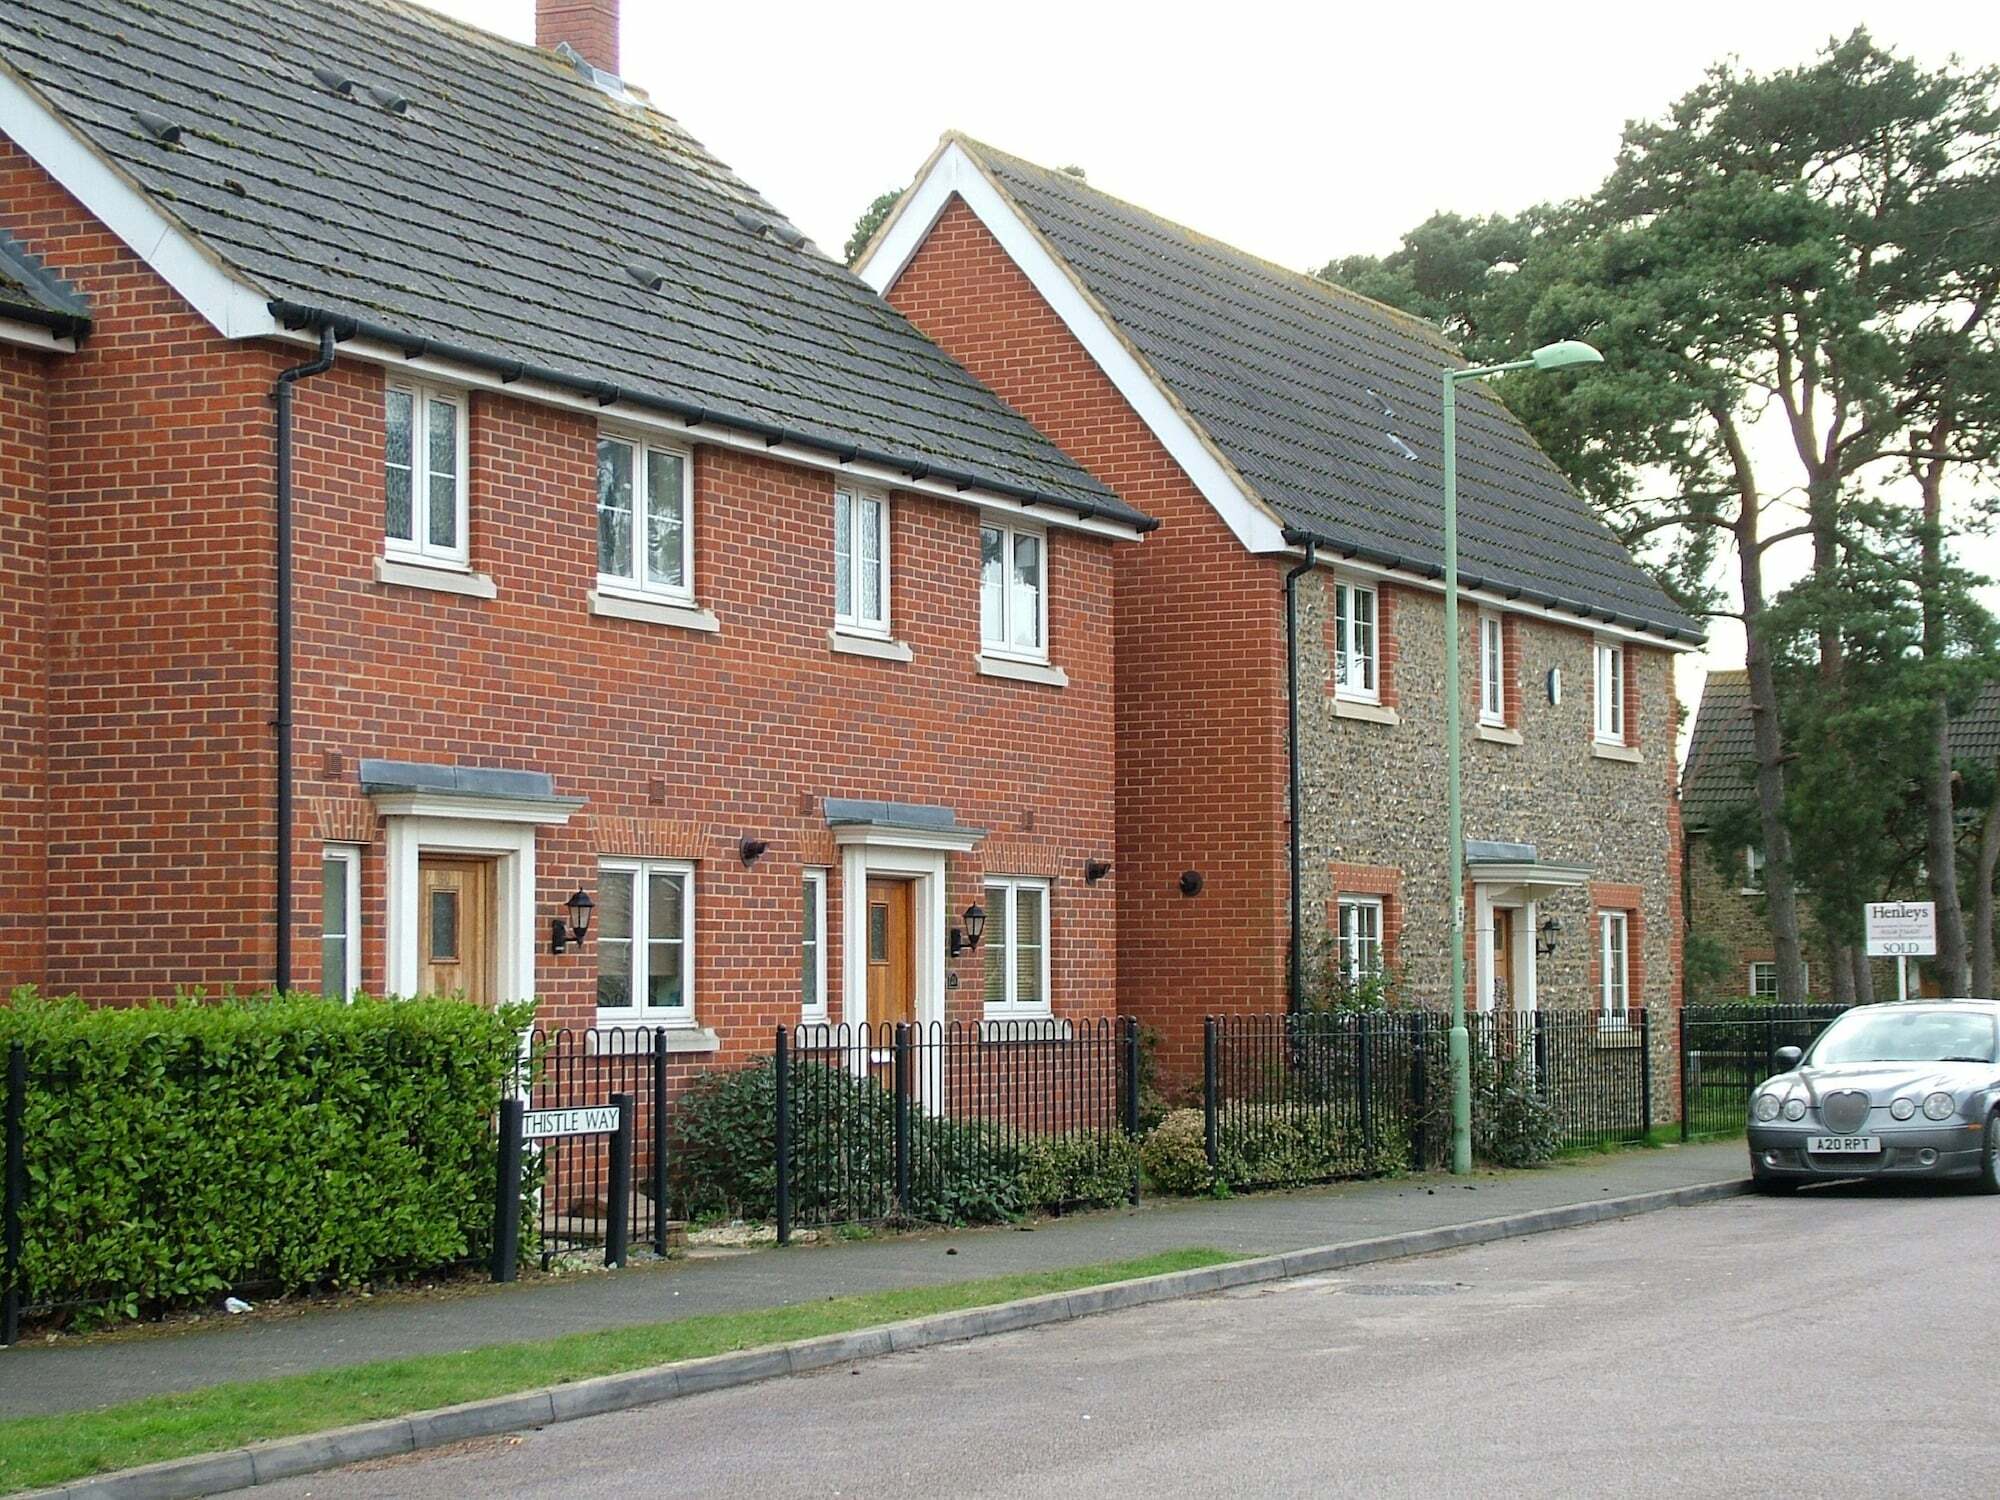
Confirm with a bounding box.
[0,0,1153,1061]
[1683,671,2000,1000]
[860,137,1703,1088]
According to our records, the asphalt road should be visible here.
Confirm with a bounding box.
[267,1181,2000,1499]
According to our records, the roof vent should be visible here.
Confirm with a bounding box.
[362,85,412,115]
[310,64,356,97]
[767,221,806,249]
[731,208,768,235]
[132,110,182,145]
[625,263,667,292]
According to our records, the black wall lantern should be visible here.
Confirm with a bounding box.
[739,835,770,864]
[949,902,988,959]
[1536,914,1562,959]
[550,888,595,955]
[1084,859,1112,884]
[1179,870,1204,897]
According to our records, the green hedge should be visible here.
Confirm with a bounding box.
[0,988,528,1325]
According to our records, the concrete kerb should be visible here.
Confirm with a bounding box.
[29,1175,1751,1500]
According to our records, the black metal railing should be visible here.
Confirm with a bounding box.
[1466,1008,1654,1156]
[776,1018,1139,1242]
[1679,1003,1850,1139]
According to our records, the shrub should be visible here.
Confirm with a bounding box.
[0,987,528,1325]
[1140,1108,1214,1195]
[1476,1072,1557,1168]
[1216,1105,1407,1188]
[1015,1131,1136,1212]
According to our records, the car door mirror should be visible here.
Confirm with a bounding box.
[1774,1045,1803,1071]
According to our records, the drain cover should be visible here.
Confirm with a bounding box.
[1343,1282,1465,1297]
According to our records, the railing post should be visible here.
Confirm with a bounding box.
[1409,1017,1429,1170]
[3,1043,25,1346]
[606,1092,633,1269]
[1357,1011,1375,1158]
[1202,1017,1219,1173]
[892,1023,912,1221]
[1678,1006,1691,1142]
[774,1027,792,1246]
[1122,1017,1141,1206]
[491,1095,524,1284]
[1532,1007,1548,1096]
[1639,1008,1654,1138]
[652,1029,670,1257]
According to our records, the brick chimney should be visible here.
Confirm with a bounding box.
[537,0,619,75]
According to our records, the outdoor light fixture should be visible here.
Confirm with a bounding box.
[738,835,770,864]
[1537,915,1562,959]
[1179,870,1205,897]
[949,902,988,959]
[549,889,594,955]
[1085,859,1112,883]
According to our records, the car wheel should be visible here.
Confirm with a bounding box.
[1979,1114,2000,1197]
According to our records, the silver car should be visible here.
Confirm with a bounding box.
[1746,999,2000,1193]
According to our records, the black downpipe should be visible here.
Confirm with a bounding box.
[1284,538,1319,1012]
[273,326,338,991]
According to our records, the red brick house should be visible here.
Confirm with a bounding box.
[861,138,1702,1091]
[0,3,1151,1066]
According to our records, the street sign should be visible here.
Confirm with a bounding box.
[1864,901,1937,958]
[522,1104,621,1140]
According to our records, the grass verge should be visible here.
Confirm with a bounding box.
[0,1247,1234,1494]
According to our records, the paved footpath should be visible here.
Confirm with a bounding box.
[0,1141,1743,1418]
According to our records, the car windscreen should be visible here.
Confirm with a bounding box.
[1809,1009,1999,1065]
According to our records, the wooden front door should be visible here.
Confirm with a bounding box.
[1492,908,1518,1011]
[865,878,915,1032]
[418,857,494,1004]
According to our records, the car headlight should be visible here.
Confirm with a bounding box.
[1783,1097,1807,1121]
[1923,1092,1956,1121]
[1753,1093,1781,1122]
[1891,1097,1917,1121]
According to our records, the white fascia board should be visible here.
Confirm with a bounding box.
[857,142,1287,556]
[0,317,78,353]
[0,60,277,340]
[1312,549,1700,653]
[299,330,1144,543]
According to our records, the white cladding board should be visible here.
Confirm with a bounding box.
[1864,902,1937,957]
[523,1105,621,1140]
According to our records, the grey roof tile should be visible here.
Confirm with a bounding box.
[0,225,89,330]
[0,0,1144,527]
[957,139,1698,635]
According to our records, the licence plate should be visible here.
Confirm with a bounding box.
[1807,1135,1881,1154]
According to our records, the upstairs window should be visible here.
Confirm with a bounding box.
[834,488,890,635]
[1333,580,1378,701]
[1744,846,1766,890]
[384,382,468,566]
[1479,613,1505,725]
[980,521,1047,660]
[1593,641,1625,744]
[597,433,692,601]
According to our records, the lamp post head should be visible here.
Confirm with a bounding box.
[1529,339,1603,371]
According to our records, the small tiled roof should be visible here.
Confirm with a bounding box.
[0,225,89,333]
[1952,680,2000,764]
[952,138,1699,638]
[0,0,1143,528]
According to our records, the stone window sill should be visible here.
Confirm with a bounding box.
[585,1024,720,1055]
[1591,741,1643,764]
[976,653,1068,689]
[1334,697,1398,726]
[1476,722,1523,746]
[829,629,913,663]
[979,1016,1067,1041]
[589,589,720,634]
[375,556,497,599]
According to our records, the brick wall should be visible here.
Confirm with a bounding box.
[886,196,1289,1080]
[0,341,48,983]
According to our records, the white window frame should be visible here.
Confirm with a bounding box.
[596,429,695,605]
[1599,910,1630,1027]
[1333,577,1380,703]
[833,487,891,638]
[1749,961,1777,1000]
[801,868,828,1020]
[982,876,1052,1019]
[1743,845,1766,892]
[979,519,1051,663]
[321,844,361,1001]
[595,858,696,1025]
[383,379,470,568]
[1337,895,1385,984]
[1479,612,1505,726]
[1594,640,1625,744]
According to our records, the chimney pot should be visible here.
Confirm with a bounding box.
[537,0,619,76]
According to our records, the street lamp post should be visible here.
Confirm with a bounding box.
[1443,339,1602,1175]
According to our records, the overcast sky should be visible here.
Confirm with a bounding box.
[433,0,1999,715]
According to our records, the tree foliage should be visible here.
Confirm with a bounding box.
[844,187,905,267]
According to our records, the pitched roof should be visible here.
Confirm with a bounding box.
[1952,680,2000,764]
[0,225,89,333]
[945,137,1698,637]
[0,0,1143,528]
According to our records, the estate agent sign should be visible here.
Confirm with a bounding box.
[1864,901,1937,958]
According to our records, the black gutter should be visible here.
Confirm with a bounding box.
[1278,525,1702,645]
[273,326,338,992]
[267,300,1158,534]
[1284,537,1318,1013]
